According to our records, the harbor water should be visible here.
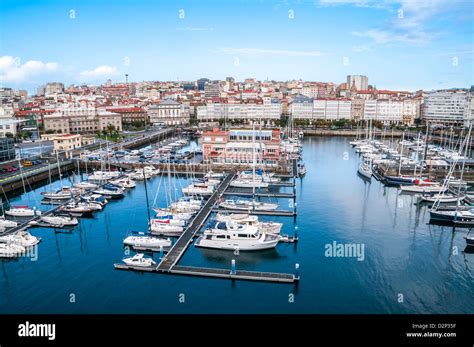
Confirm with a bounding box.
[1,136,473,314]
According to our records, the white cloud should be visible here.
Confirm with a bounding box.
[79,65,119,80]
[351,29,429,45]
[0,56,58,83]
[215,47,323,57]
[325,0,461,46]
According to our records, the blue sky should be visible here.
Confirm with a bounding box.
[0,0,473,93]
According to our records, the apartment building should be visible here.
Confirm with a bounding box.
[423,90,470,126]
[196,100,281,124]
[43,104,122,134]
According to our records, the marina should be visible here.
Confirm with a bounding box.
[1,136,473,314]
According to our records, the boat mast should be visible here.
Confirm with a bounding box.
[456,122,472,209]
[398,132,405,176]
[252,121,256,206]
[56,150,63,189]
[17,158,28,204]
[143,167,152,232]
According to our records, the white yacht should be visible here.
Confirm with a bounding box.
[41,187,82,200]
[154,209,193,221]
[421,194,464,203]
[123,233,172,249]
[149,219,184,236]
[238,171,280,183]
[400,184,445,193]
[59,202,98,215]
[82,194,108,206]
[0,243,26,258]
[143,166,160,176]
[93,187,125,198]
[230,179,269,189]
[128,171,152,180]
[205,171,224,179]
[0,231,41,247]
[151,215,186,226]
[195,222,279,251]
[357,161,372,179]
[5,206,41,217]
[87,170,121,182]
[219,199,278,211]
[182,184,213,196]
[110,178,136,189]
[39,215,79,227]
[0,217,18,228]
[169,198,202,212]
[123,253,156,267]
[213,213,282,235]
[73,181,98,190]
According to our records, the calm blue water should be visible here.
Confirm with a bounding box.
[1,136,473,314]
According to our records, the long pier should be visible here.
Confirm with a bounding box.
[156,172,236,271]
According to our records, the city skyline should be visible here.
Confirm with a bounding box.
[1,0,473,93]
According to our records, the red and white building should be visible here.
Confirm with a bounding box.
[202,128,281,167]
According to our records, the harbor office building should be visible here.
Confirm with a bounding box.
[202,128,281,167]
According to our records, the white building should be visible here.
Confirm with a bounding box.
[423,90,470,126]
[148,99,190,125]
[0,105,19,137]
[196,101,281,124]
[290,95,313,120]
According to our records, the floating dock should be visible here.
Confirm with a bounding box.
[223,190,295,198]
[212,207,296,216]
[113,263,299,283]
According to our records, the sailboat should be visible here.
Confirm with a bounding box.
[357,158,372,180]
[125,167,174,246]
[38,215,79,227]
[429,123,473,225]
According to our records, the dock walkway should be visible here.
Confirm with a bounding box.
[156,172,236,272]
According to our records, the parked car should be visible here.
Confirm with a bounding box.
[31,159,42,165]
[5,166,17,172]
[22,161,33,167]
